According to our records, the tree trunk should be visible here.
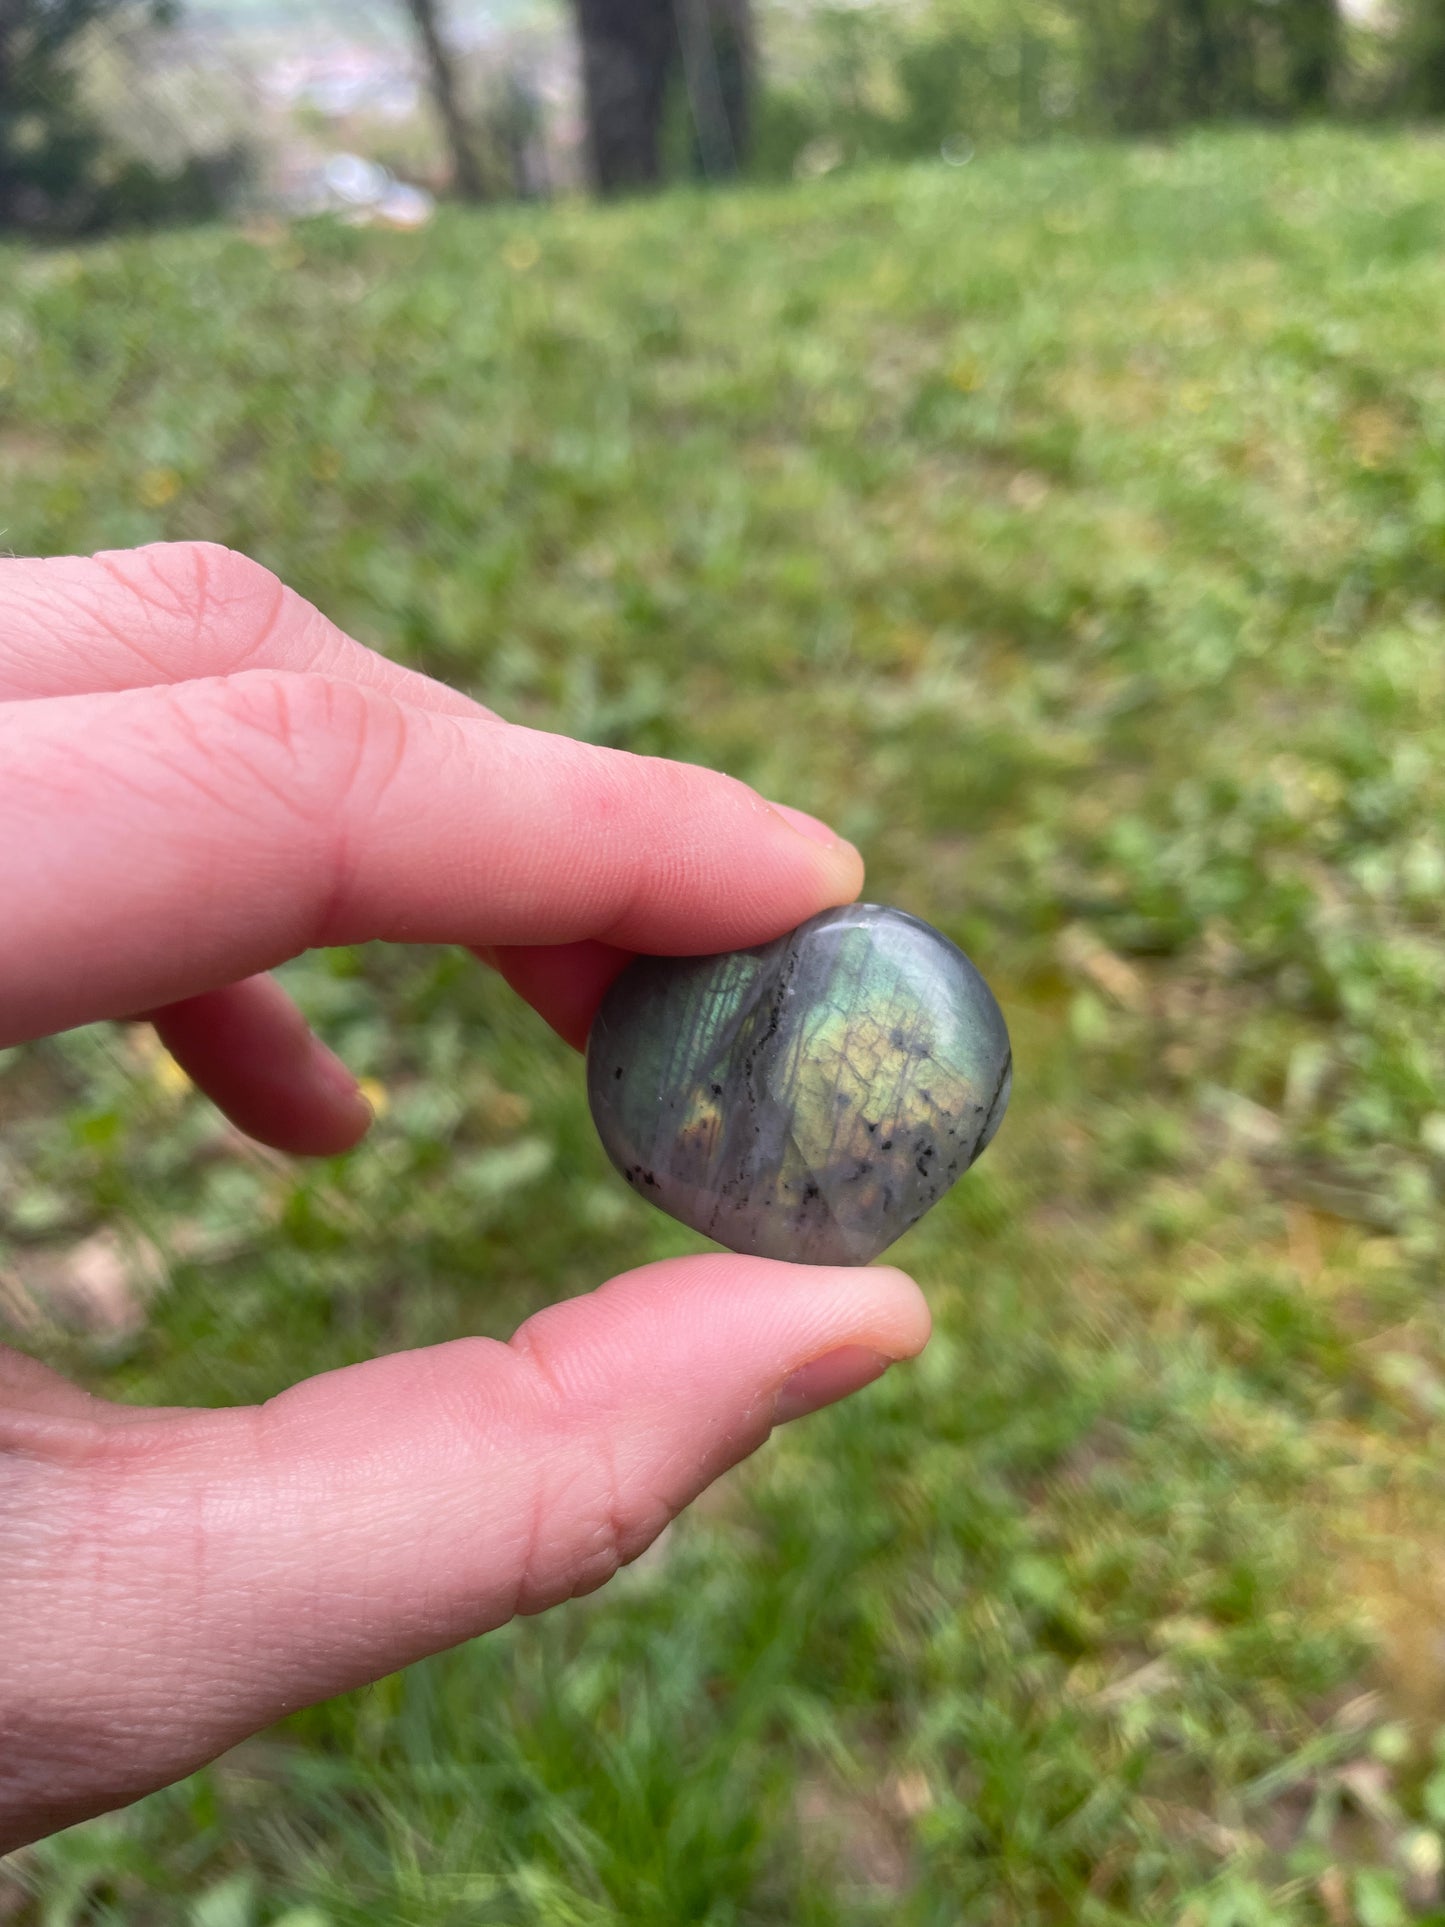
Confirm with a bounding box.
[1282,0,1339,109]
[1075,0,1131,133]
[571,0,754,195]
[676,0,754,179]
[1127,1,1175,131]
[1177,0,1225,118]
[571,0,673,194]
[0,6,16,222]
[400,0,487,202]
[1410,0,1445,111]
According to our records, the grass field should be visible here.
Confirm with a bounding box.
[4,126,1445,1924]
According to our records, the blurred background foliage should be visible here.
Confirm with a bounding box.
[6,0,1445,234]
[5,0,1445,1922]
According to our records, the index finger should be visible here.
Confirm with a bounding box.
[0,672,863,1045]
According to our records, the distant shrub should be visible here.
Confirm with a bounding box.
[0,0,249,237]
[750,0,1416,184]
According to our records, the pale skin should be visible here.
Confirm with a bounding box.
[0,543,930,1853]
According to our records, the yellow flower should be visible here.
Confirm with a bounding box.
[137,467,181,508]
[357,1076,389,1119]
[153,1050,192,1097]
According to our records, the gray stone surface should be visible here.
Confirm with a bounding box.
[586,903,1012,1264]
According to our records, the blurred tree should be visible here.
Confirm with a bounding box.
[750,0,1354,177]
[677,0,754,180]
[1281,0,1341,109]
[1,0,144,229]
[494,61,546,199]
[572,0,669,189]
[397,0,489,200]
[0,0,238,234]
[1395,0,1445,112]
[1112,0,1343,124]
[571,0,754,194]
[1175,0,1229,117]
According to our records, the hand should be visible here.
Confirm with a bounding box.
[0,544,929,1851]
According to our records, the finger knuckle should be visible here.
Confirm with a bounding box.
[208,664,356,750]
[172,669,409,826]
[147,539,270,605]
[505,1332,671,1616]
[53,541,294,688]
[106,538,278,627]
[519,1447,648,1617]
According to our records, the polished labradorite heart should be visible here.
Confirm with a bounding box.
[586,903,1011,1266]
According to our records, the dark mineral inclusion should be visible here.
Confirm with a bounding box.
[585,903,1012,1265]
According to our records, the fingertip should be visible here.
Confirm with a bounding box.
[861,1263,932,1357]
[774,1344,894,1424]
[775,807,866,907]
[150,976,376,1158]
[313,1079,375,1154]
[309,1040,369,1111]
[567,1250,930,1389]
[765,799,857,856]
[268,1037,374,1155]
[761,1262,929,1425]
[762,799,866,906]
[797,1259,931,1374]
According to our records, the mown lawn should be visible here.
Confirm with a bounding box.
[4,126,1445,1925]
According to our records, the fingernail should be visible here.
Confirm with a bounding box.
[767,799,853,854]
[774,1345,895,1425]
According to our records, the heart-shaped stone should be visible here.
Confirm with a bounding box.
[586,903,1011,1265]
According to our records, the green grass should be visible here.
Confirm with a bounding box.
[4,126,1445,1923]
